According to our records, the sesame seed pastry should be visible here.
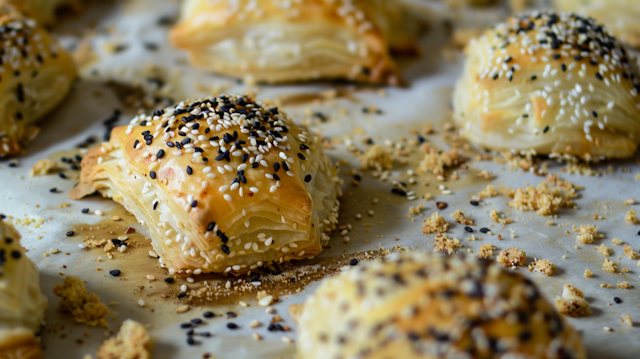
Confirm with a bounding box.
[0,5,77,157]
[70,95,341,276]
[0,0,82,26]
[297,252,586,359]
[0,219,47,359]
[452,11,640,159]
[169,0,427,85]
[554,0,640,49]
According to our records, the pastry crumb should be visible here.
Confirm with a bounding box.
[409,203,424,215]
[503,177,577,216]
[478,185,497,198]
[621,314,633,327]
[490,208,513,225]
[476,243,496,259]
[611,238,623,245]
[594,244,611,257]
[600,283,611,288]
[432,233,461,255]
[422,212,448,234]
[625,210,639,224]
[617,281,633,289]
[451,209,473,225]
[97,320,152,359]
[496,248,526,268]
[602,259,618,273]
[53,276,109,327]
[556,284,590,317]
[623,244,638,259]
[584,268,592,278]
[528,259,556,276]
[417,145,462,177]
[360,145,392,171]
[29,159,57,177]
[574,224,603,244]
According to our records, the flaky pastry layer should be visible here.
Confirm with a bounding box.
[453,11,640,159]
[170,0,426,85]
[71,95,341,275]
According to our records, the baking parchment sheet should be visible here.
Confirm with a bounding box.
[0,0,639,358]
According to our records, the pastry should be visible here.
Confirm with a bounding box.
[70,95,341,276]
[452,11,640,159]
[0,0,82,26]
[0,219,47,359]
[0,5,77,157]
[554,0,640,48]
[169,0,426,85]
[297,252,586,359]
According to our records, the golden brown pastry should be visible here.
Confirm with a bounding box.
[0,219,47,359]
[169,0,426,85]
[453,11,640,159]
[0,5,77,157]
[0,0,82,26]
[70,95,341,276]
[554,0,640,48]
[297,252,586,359]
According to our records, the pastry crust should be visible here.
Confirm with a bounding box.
[0,5,77,157]
[0,0,82,25]
[453,11,640,159]
[71,95,341,275]
[298,252,586,359]
[0,220,47,359]
[554,0,640,49]
[169,0,425,85]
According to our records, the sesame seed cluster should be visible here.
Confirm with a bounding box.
[0,5,76,156]
[298,252,586,359]
[454,11,640,158]
[73,94,341,275]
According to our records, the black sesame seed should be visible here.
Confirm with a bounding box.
[297,153,306,160]
[614,297,622,304]
[595,73,603,81]
[164,277,174,284]
[186,337,196,346]
[191,200,197,208]
[49,188,57,193]
[180,322,192,329]
[178,292,187,298]
[156,149,165,158]
[81,208,90,214]
[190,318,203,324]
[464,226,473,233]
[391,188,407,196]
[304,174,312,182]
[221,245,230,254]
[543,126,550,133]
[273,162,280,172]
[226,312,237,318]
[186,166,193,175]
[65,231,75,237]
[226,323,239,330]
[203,311,214,318]
[10,250,21,259]
[349,259,358,266]
[469,201,479,206]
[109,269,121,277]
[150,171,156,179]
[58,173,66,179]
[207,222,216,231]
[479,228,490,233]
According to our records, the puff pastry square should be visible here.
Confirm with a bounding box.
[554,0,640,49]
[0,5,77,157]
[0,220,47,359]
[170,0,426,85]
[71,95,341,275]
[298,252,586,359]
[453,11,640,159]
